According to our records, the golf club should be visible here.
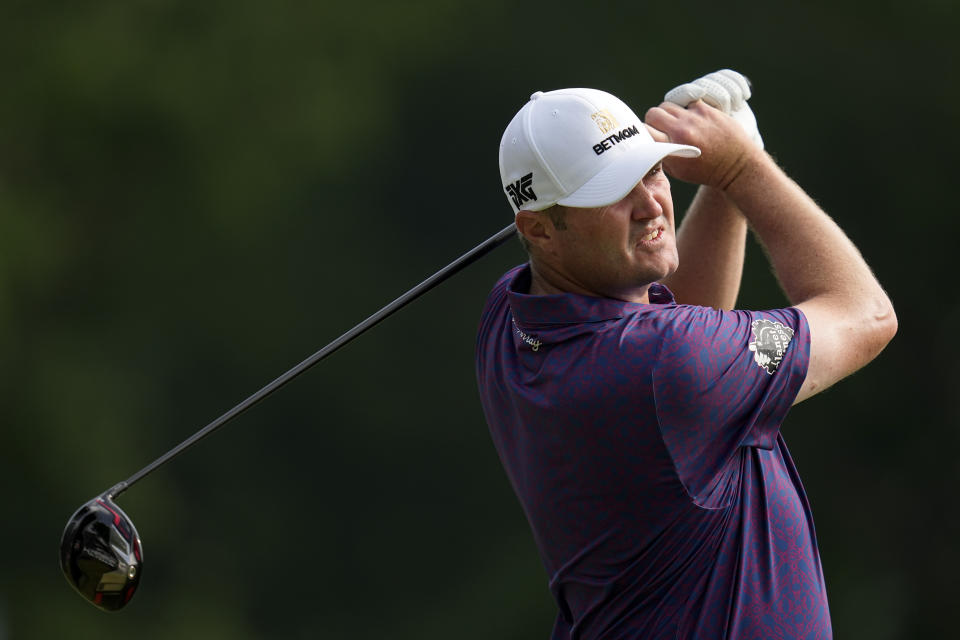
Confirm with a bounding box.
[60,222,517,611]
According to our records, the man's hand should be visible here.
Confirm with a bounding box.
[664,69,764,149]
[645,100,761,190]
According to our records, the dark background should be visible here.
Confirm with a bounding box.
[2,0,957,638]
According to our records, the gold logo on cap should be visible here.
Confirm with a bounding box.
[591,110,618,134]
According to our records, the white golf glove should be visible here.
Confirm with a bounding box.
[664,69,763,149]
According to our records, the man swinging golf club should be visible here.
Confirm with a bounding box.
[476,70,897,638]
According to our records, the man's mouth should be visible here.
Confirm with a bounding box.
[638,227,663,243]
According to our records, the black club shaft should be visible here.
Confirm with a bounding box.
[106,223,517,500]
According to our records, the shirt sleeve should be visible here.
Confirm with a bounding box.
[650,305,810,500]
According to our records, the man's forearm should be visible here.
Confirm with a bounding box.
[725,152,885,309]
[660,185,747,309]
[725,150,897,402]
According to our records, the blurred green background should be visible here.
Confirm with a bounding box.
[2,0,957,638]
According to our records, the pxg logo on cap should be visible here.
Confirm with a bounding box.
[498,88,700,215]
[504,172,537,210]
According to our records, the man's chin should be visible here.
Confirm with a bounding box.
[645,261,679,284]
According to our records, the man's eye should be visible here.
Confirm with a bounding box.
[646,163,663,178]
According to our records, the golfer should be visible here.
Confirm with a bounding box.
[475,70,896,639]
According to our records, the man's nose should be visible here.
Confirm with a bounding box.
[628,182,663,219]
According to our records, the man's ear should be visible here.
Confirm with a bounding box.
[515,209,552,249]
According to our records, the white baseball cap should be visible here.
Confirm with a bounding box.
[499,88,701,214]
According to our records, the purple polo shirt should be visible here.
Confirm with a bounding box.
[475,265,830,640]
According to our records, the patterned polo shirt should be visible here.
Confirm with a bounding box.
[475,264,830,639]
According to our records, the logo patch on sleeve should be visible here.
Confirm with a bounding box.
[748,319,794,374]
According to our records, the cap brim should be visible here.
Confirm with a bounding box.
[557,142,700,209]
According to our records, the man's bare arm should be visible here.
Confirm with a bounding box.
[724,154,897,403]
[659,186,747,310]
[646,100,897,404]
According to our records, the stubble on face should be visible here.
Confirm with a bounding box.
[545,205,568,230]
[531,169,678,303]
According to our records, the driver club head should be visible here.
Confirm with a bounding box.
[60,494,143,611]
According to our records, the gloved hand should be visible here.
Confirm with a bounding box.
[664,69,763,149]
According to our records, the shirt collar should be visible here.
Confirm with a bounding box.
[506,264,676,328]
